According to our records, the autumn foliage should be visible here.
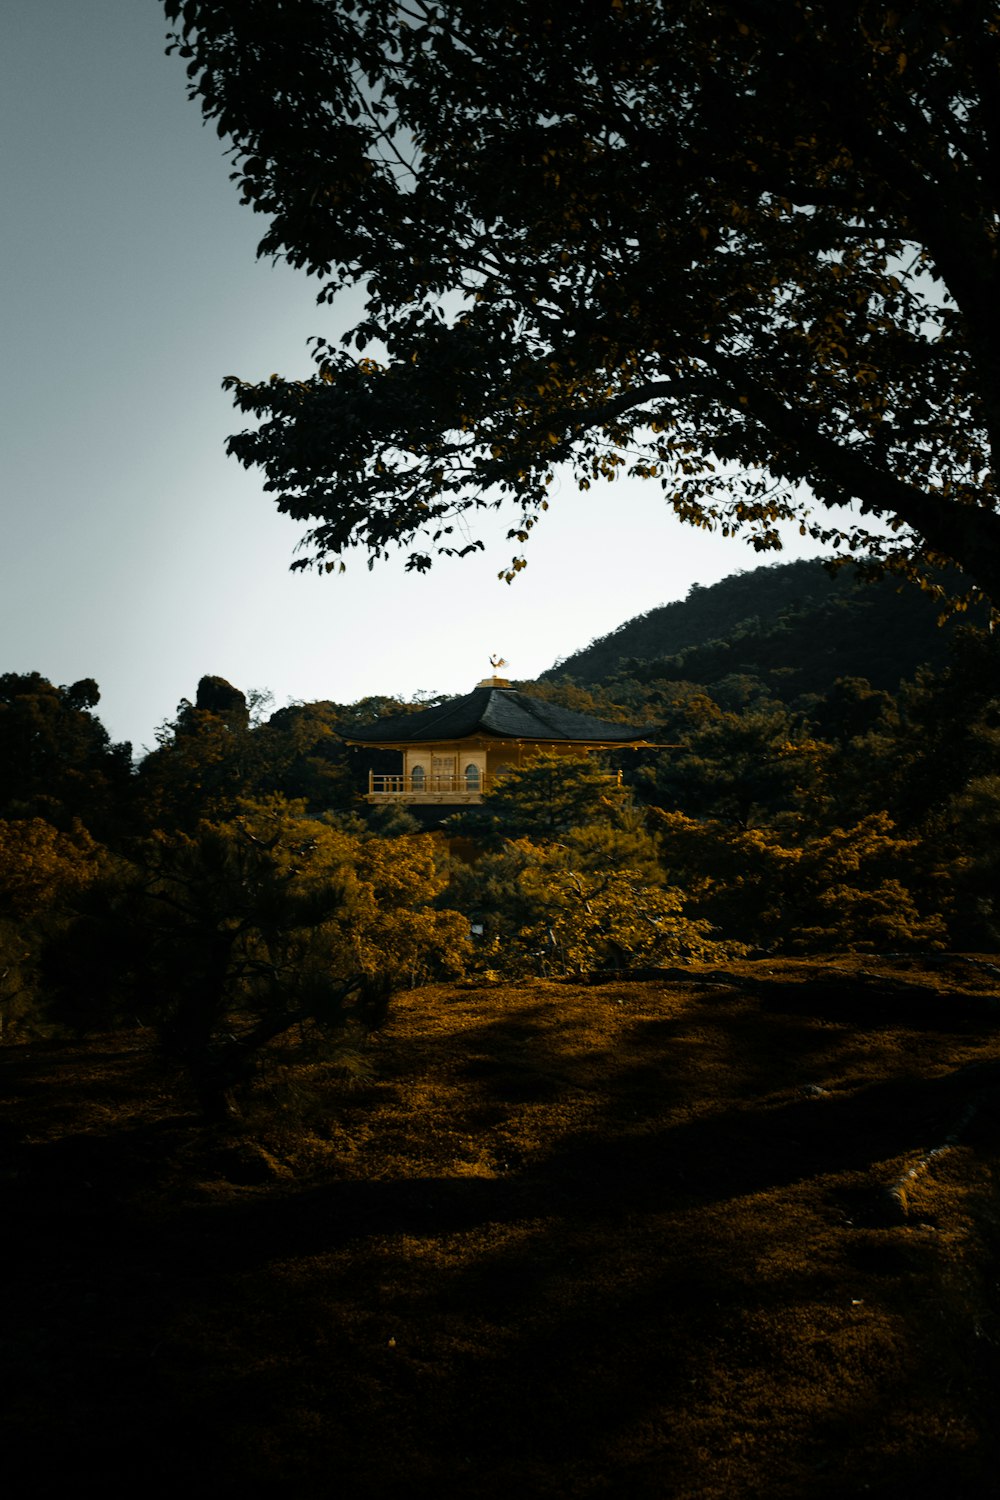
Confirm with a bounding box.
[1,615,997,1111]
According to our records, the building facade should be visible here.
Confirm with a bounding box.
[344,677,651,806]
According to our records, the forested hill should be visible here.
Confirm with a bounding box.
[542,559,989,697]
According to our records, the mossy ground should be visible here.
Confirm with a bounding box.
[4,957,1000,1496]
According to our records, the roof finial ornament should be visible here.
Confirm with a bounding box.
[479,654,511,688]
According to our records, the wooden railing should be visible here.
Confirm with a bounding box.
[368,773,495,798]
[367,767,623,801]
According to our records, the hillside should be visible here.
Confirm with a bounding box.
[4,962,1000,1497]
[543,559,989,697]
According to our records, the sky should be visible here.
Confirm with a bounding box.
[2,0,839,758]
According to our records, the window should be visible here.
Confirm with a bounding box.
[432,755,456,789]
[410,765,426,790]
[465,763,481,791]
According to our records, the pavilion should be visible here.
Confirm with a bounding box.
[343,675,653,806]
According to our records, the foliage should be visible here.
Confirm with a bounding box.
[254,700,355,813]
[797,676,896,747]
[545,559,990,703]
[945,775,1000,942]
[656,810,947,953]
[167,1,1000,600]
[49,800,469,1115]
[642,693,832,829]
[136,678,354,831]
[450,835,727,977]
[351,829,472,983]
[545,559,979,690]
[136,681,467,833]
[509,676,634,722]
[0,673,132,835]
[472,750,631,839]
[0,818,104,921]
[333,691,451,726]
[445,751,724,972]
[5,569,999,986]
[0,818,107,1040]
[849,630,1000,827]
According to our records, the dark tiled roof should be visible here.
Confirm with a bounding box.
[342,687,650,744]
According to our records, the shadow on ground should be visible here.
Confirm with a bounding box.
[3,959,1000,1497]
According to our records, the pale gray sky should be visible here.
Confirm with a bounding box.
[2,0,836,755]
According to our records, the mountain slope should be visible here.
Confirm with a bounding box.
[543,559,987,697]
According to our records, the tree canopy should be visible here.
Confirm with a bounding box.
[0,673,132,833]
[166,1,1000,598]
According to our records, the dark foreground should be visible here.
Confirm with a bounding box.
[4,957,1000,1497]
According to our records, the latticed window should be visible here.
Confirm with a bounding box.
[432,756,456,788]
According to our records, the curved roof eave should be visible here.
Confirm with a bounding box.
[341,685,653,745]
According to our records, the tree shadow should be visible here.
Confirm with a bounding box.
[4,976,1000,1496]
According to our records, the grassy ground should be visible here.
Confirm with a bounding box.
[4,956,1000,1497]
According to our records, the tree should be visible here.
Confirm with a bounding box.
[136,677,356,831]
[166,1,1000,600]
[448,834,725,976]
[647,693,833,829]
[655,809,947,952]
[473,750,630,839]
[0,818,106,1040]
[51,800,470,1117]
[135,676,256,831]
[0,673,132,835]
[0,818,104,923]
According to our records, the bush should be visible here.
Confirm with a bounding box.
[47,800,470,1116]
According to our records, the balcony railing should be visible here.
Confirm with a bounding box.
[368,773,495,802]
[367,767,623,803]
